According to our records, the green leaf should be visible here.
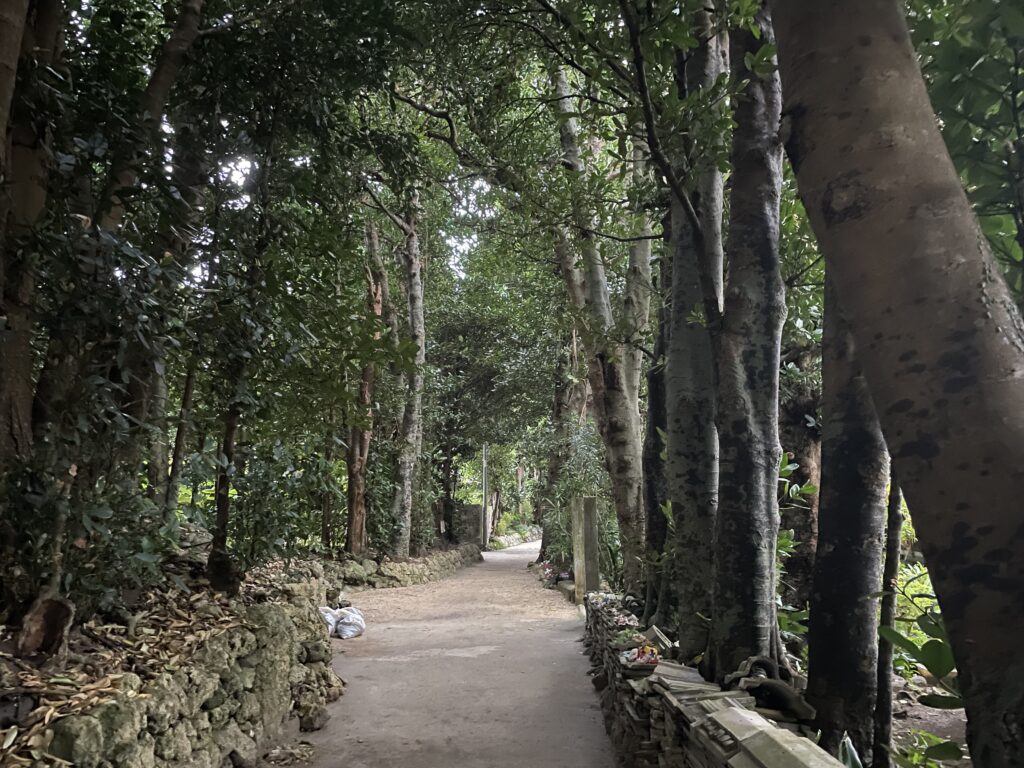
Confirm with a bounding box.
[916,612,946,640]
[133,552,161,563]
[917,693,964,710]
[923,741,964,761]
[915,639,956,680]
[90,505,114,520]
[879,625,919,654]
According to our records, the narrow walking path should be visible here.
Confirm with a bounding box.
[306,541,616,768]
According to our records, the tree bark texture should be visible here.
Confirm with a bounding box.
[874,469,904,768]
[550,66,650,594]
[705,9,786,682]
[0,0,62,473]
[0,0,28,178]
[390,191,425,557]
[207,396,241,593]
[772,2,1024,762]
[164,355,197,516]
[664,8,726,657]
[807,277,890,759]
[346,220,384,556]
[642,251,670,624]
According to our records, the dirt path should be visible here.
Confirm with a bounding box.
[305,541,616,768]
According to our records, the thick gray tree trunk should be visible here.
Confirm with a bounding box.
[705,8,786,682]
[807,277,889,759]
[663,14,727,657]
[772,1,1024,763]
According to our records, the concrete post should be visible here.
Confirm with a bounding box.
[571,496,601,603]
[481,444,489,547]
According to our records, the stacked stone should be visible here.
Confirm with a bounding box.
[327,543,483,589]
[583,596,844,768]
[46,583,344,768]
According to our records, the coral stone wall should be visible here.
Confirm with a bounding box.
[584,596,843,768]
[46,574,342,768]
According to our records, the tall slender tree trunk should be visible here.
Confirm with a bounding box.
[164,355,197,517]
[537,332,584,564]
[321,414,337,550]
[346,221,384,556]
[874,469,904,768]
[145,366,169,501]
[208,394,242,593]
[705,8,786,681]
[807,277,890,759]
[772,2,1024,762]
[390,191,425,557]
[0,0,62,473]
[642,250,670,625]
[549,67,651,593]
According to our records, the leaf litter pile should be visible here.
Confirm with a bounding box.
[0,557,330,765]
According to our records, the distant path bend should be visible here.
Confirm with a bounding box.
[306,541,616,768]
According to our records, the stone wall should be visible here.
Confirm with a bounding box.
[328,542,483,590]
[585,596,843,768]
[45,567,344,768]
[488,525,542,550]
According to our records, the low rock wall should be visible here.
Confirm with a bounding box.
[488,526,542,550]
[46,569,343,768]
[39,546,481,767]
[585,596,842,768]
[328,542,483,590]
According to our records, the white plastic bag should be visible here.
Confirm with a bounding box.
[334,606,366,639]
[319,606,366,639]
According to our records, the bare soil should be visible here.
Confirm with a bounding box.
[304,541,616,768]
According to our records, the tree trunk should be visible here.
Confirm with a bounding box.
[874,468,904,768]
[0,0,62,473]
[98,0,204,231]
[537,332,582,563]
[0,0,28,177]
[772,2,1024,762]
[549,67,651,594]
[705,8,786,682]
[807,277,890,759]
[666,191,722,655]
[118,125,206,467]
[145,364,169,501]
[321,415,337,550]
[642,249,670,625]
[207,397,241,594]
[346,220,384,556]
[664,9,727,657]
[778,386,821,608]
[31,0,204,456]
[390,191,425,557]
[164,355,197,517]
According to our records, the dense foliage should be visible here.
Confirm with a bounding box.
[2,1,1022,765]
